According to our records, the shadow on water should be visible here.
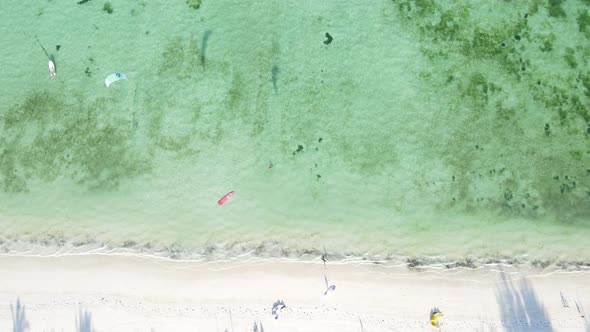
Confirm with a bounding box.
[200,30,212,67]
[76,308,93,332]
[495,273,553,331]
[11,298,30,332]
[271,65,279,95]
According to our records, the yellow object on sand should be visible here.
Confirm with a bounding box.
[430,311,443,330]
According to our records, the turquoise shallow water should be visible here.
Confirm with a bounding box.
[0,0,589,268]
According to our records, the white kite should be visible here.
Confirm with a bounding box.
[105,72,128,87]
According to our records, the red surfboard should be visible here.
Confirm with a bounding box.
[218,191,235,206]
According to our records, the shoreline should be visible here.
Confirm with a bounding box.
[0,254,589,331]
[1,237,590,273]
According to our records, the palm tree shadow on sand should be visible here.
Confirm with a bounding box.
[579,300,590,332]
[76,308,94,332]
[495,273,553,331]
[11,298,30,332]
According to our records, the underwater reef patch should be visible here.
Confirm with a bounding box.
[390,0,590,221]
[0,91,148,192]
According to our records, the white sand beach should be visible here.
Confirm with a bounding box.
[0,255,589,331]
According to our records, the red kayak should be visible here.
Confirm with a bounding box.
[218,191,235,206]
